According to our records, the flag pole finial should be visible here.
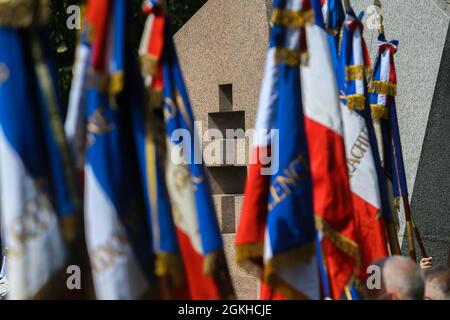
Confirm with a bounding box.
[374,0,385,34]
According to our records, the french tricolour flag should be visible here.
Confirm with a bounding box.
[0,21,78,299]
[301,0,360,299]
[82,0,154,299]
[338,8,389,277]
[162,19,234,299]
[236,0,320,300]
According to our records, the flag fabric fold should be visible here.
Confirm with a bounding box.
[302,0,360,300]
[237,0,320,300]
[0,0,78,299]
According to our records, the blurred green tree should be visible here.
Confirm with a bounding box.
[48,0,207,108]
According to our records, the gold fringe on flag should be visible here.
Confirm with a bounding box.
[369,80,397,96]
[235,242,264,277]
[140,54,159,77]
[346,65,371,81]
[263,243,316,300]
[275,48,302,67]
[203,251,220,276]
[314,216,361,270]
[271,8,314,29]
[265,273,311,300]
[155,252,184,286]
[346,94,366,111]
[370,104,390,120]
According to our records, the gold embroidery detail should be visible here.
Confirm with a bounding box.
[164,90,193,129]
[369,80,397,96]
[89,233,128,274]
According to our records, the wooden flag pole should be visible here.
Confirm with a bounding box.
[411,208,429,258]
[403,197,417,261]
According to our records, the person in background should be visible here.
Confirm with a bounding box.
[365,256,425,300]
[423,267,450,300]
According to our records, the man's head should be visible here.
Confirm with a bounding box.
[382,256,424,300]
[365,256,425,300]
[423,267,450,300]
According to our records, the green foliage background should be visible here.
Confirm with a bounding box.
[48,0,207,106]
